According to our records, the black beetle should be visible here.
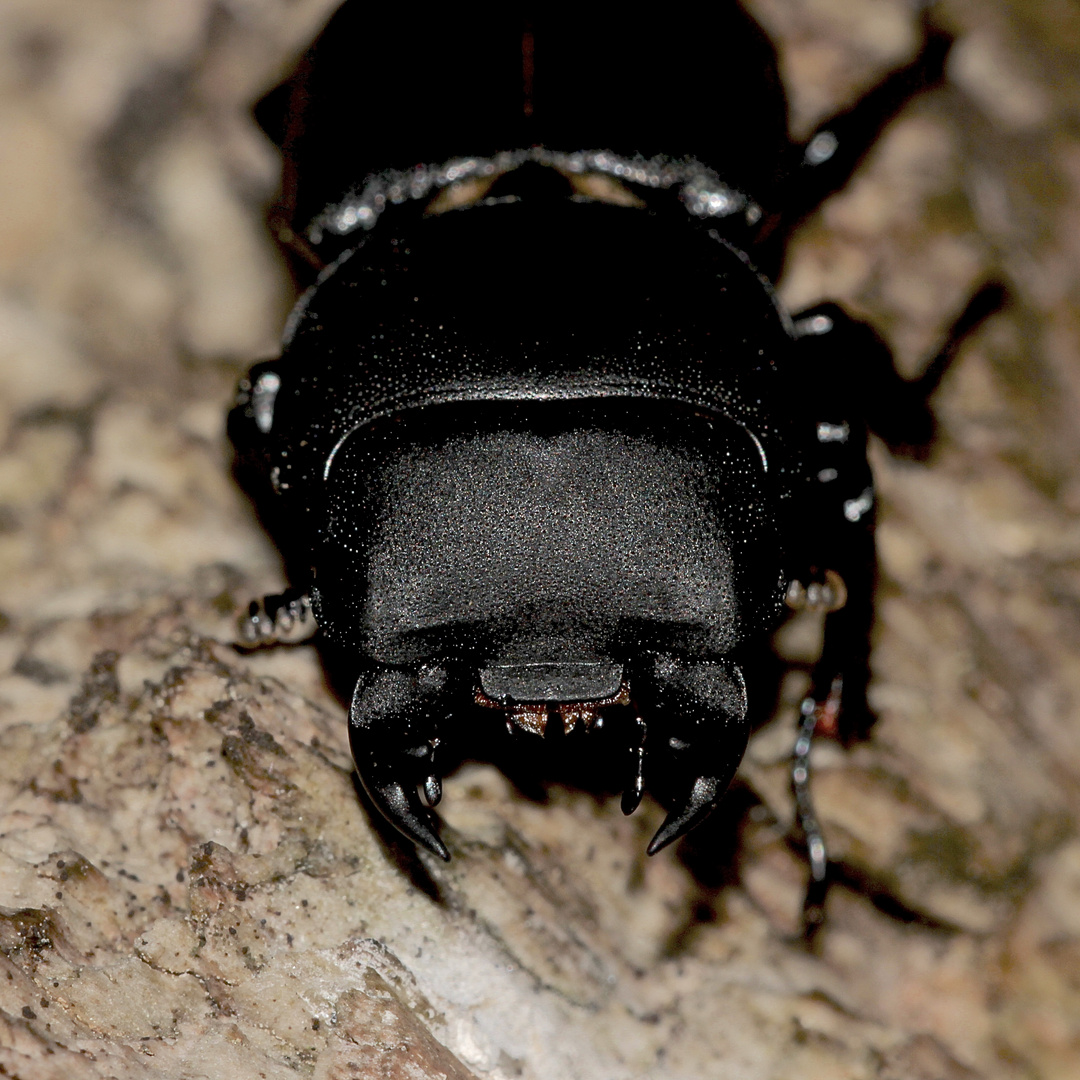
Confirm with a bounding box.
[230,5,1001,907]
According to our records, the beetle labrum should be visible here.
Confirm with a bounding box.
[230,5,1000,910]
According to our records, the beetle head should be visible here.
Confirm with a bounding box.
[320,398,777,857]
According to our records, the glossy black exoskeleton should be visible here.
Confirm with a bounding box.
[230,5,1002,919]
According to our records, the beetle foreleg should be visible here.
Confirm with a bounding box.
[348,663,454,861]
[634,656,750,855]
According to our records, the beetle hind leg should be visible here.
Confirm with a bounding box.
[349,663,454,861]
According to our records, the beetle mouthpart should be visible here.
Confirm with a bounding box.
[349,668,451,861]
[360,770,449,862]
[506,703,550,737]
[647,775,725,855]
[423,773,443,808]
[553,702,605,735]
[478,661,625,703]
[475,663,630,737]
[621,714,647,816]
[634,656,751,853]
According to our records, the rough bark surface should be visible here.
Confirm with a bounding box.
[1,1,1078,1077]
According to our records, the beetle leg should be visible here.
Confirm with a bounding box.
[348,663,453,861]
[634,656,750,855]
[789,280,1004,735]
[877,282,1007,454]
[776,17,952,239]
[792,678,840,938]
[785,303,900,734]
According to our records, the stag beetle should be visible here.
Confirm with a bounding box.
[230,4,1001,914]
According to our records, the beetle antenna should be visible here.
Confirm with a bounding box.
[793,681,838,939]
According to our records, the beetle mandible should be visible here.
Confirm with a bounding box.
[230,4,1001,911]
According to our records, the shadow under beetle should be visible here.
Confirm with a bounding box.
[230,4,1002,923]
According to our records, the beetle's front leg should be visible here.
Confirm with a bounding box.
[632,655,750,855]
[349,662,455,861]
